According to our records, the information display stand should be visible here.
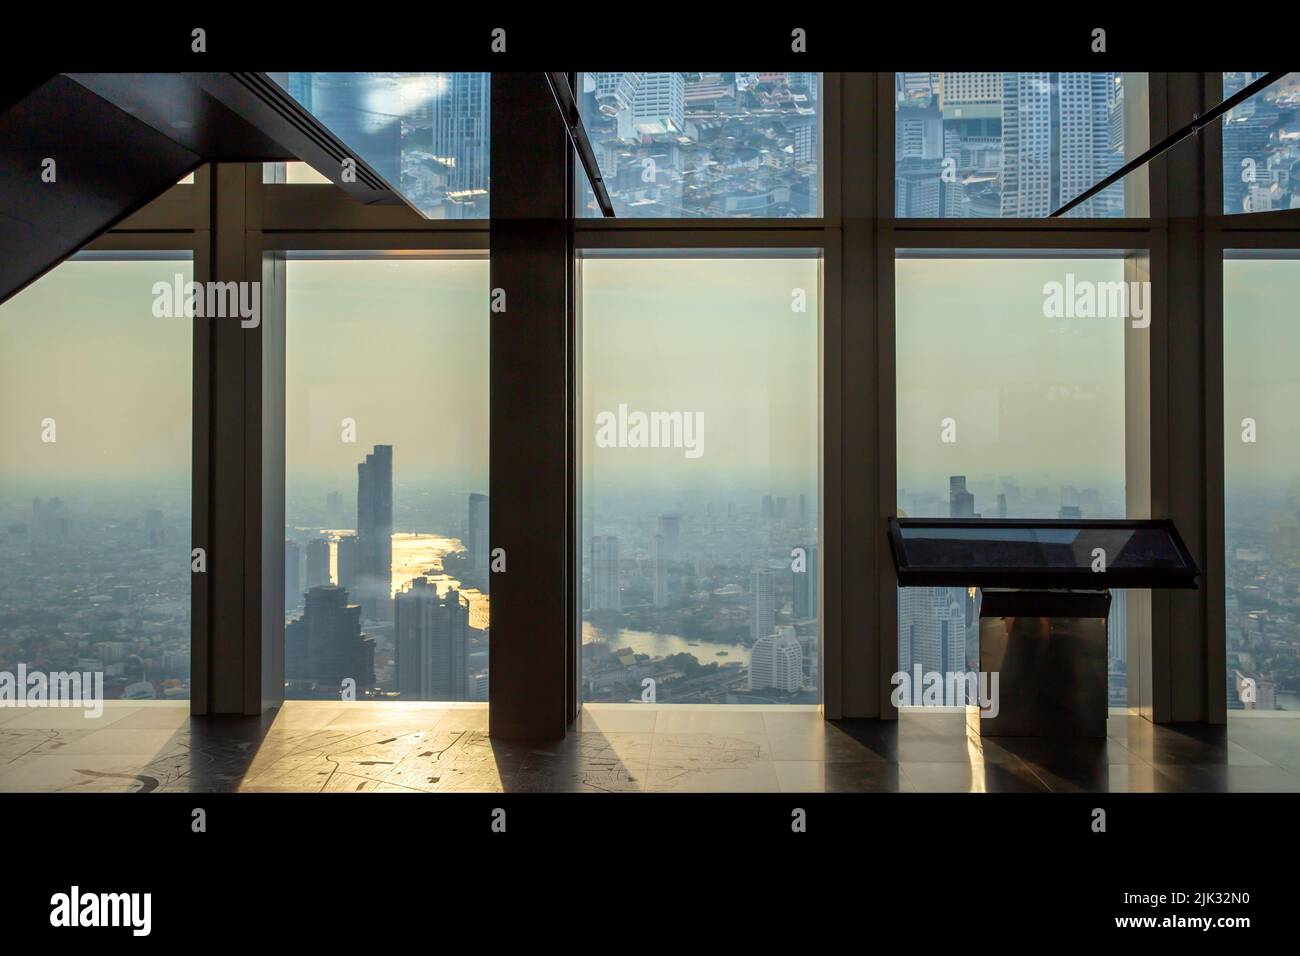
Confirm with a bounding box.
[888,519,1199,738]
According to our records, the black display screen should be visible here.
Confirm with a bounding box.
[888,519,1199,589]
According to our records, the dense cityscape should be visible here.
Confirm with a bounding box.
[579,71,820,217]
[894,71,1127,217]
[2,72,1297,714]
[1225,491,1300,712]
[581,491,820,705]
[0,486,192,700]
[284,444,491,702]
[276,72,491,219]
[1223,71,1300,214]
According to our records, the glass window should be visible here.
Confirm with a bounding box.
[577,73,821,218]
[262,161,334,185]
[580,254,820,704]
[895,254,1130,707]
[284,255,489,701]
[0,255,193,702]
[1224,253,1300,712]
[269,73,491,219]
[1221,73,1300,214]
[894,73,1136,218]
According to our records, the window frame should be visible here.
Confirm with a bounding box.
[83,70,1285,729]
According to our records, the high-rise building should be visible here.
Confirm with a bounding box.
[1001,72,1122,217]
[652,533,669,607]
[750,625,804,692]
[431,72,491,218]
[285,585,375,691]
[284,540,301,612]
[305,538,331,590]
[629,72,685,136]
[336,533,359,590]
[356,444,393,620]
[656,513,681,559]
[1108,589,1128,663]
[751,568,776,640]
[794,544,818,620]
[940,72,1002,108]
[594,72,642,115]
[394,576,470,700]
[591,535,620,611]
[899,586,966,678]
[950,476,976,517]
[144,508,165,547]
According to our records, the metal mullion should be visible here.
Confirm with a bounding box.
[257,232,489,253]
[574,227,832,252]
[887,228,1157,252]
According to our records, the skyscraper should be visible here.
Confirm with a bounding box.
[430,73,491,218]
[750,625,804,693]
[1001,72,1122,217]
[793,544,818,620]
[356,444,393,621]
[898,586,966,678]
[336,533,359,590]
[629,72,685,136]
[652,533,669,607]
[949,476,976,517]
[394,576,470,700]
[284,540,301,612]
[305,538,331,590]
[591,535,620,611]
[751,568,776,641]
[285,585,375,692]
[656,513,681,559]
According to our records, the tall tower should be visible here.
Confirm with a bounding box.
[285,585,374,691]
[898,586,966,679]
[749,625,804,693]
[395,577,470,700]
[430,73,491,217]
[336,533,359,590]
[591,535,621,611]
[949,476,976,517]
[356,445,393,621]
[751,568,776,640]
[305,538,331,590]
[793,544,818,620]
[652,534,669,607]
[284,540,301,613]
[656,514,682,560]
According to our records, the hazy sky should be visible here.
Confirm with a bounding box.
[896,257,1127,497]
[1225,257,1300,492]
[581,256,820,496]
[0,258,192,484]
[7,253,1290,509]
[285,257,488,494]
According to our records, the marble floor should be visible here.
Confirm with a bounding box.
[0,701,1297,793]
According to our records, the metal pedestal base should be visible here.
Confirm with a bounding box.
[978,588,1109,738]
